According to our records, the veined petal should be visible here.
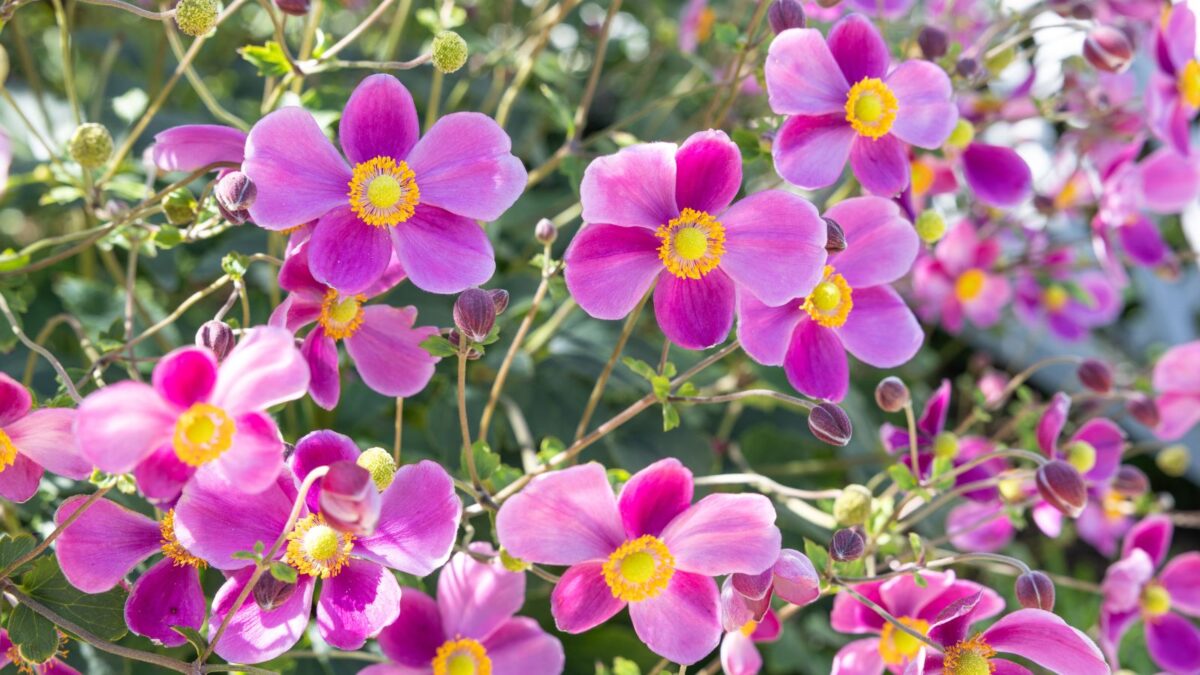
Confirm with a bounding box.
[580,142,679,230]
[981,609,1108,674]
[618,458,694,539]
[151,347,218,409]
[339,74,420,165]
[355,460,460,576]
[662,493,780,576]
[53,495,160,593]
[208,569,315,664]
[825,196,917,288]
[212,326,309,415]
[628,571,721,665]
[316,558,402,650]
[496,463,624,566]
[438,549,525,641]
[377,589,443,666]
[720,190,828,305]
[406,112,527,221]
[563,223,662,320]
[345,305,439,398]
[150,124,247,173]
[76,381,175,474]
[674,130,742,215]
[653,269,736,350]
[886,61,957,149]
[737,293,803,367]
[784,318,849,401]
[837,285,923,368]
[392,205,496,294]
[7,408,92,480]
[827,14,890,83]
[551,562,625,633]
[309,205,395,295]
[173,469,294,569]
[125,560,205,647]
[765,29,849,115]
[773,114,855,189]
[484,617,566,675]
[850,134,909,197]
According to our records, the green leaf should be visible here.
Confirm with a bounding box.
[713,22,738,46]
[804,538,830,579]
[112,87,149,123]
[0,533,36,575]
[420,335,458,358]
[912,571,928,588]
[0,248,31,272]
[171,625,208,658]
[887,464,917,490]
[7,603,59,664]
[621,357,656,381]
[676,382,698,397]
[463,441,500,481]
[612,657,641,675]
[18,557,128,641]
[240,42,292,77]
[221,252,249,280]
[538,436,565,463]
[270,561,298,584]
[650,375,671,403]
[662,402,680,432]
[231,550,259,562]
[154,225,185,249]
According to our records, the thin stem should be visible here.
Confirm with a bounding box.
[574,288,652,441]
[836,582,941,650]
[162,18,249,130]
[0,88,67,174]
[986,355,1082,411]
[494,0,581,127]
[707,0,770,128]
[323,0,396,59]
[668,388,815,411]
[693,473,840,500]
[80,0,174,19]
[324,54,431,71]
[393,397,404,464]
[51,0,82,126]
[903,401,921,487]
[0,294,83,403]
[458,347,482,490]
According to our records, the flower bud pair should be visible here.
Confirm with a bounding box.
[453,288,510,344]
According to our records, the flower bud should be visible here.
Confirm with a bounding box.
[253,574,297,610]
[1126,394,1160,428]
[874,377,909,412]
[956,57,978,78]
[823,217,847,253]
[356,447,397,492]
[174,0,219,37]
[215,171,257,212]
[274,0,310,15]
[1064,440,1097,474]
[195,320,235,360]
[771,549,821,606]
[488,288,510,316]
[162,188,198,226]
[918,26,948,60]
[1076,359,1113,394]
[1113,465,1149,497]
[1083,26,1133,74]
[1036,460,1088,518]
[809,402,852,447]
[319,460,381,536]
[68,123,113,169]
[915,210,947,244]
[1015,570,1055,611]
[768,0,806,34]
[829,528,865,562]
[945,119,975,150]
[833,484,872,526]
[1157,444,1190,478]
[534,218,557,245]
[453,288,498,343]
[431,31,468,74]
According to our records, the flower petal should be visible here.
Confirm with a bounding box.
[982,609,1108,675]
[581,142,678,230]
[850,134,909,196]
[150,124,247,172]
[338,74,420,165]
[377,589,443,666]
[302,328,341,410]
[1071,419,1125,483]
[212,326,310,416]
[289,428,360,512]
[551,562,625,633]
[825,196,917,288]
[125,559,206,647]
[784,318,849,401]
[721,631,762,675]
[720,190,828,305]
[392,205,496,294]
[1155,392,1200,441]
[962,144,1033,208]
[209,569,315,664]
[563,223,662,320]
[1147,611,1200,674]
[662,493,780,576]
[53,495,160,592]
[497,463,624,566]
[485,617,566,675]
[618,458,694,539]
[832,638,885,675]
[736,293,803,367]
[827,14,890,84]
[132,444,194,503]
[886,61,957,149]
[1122,514,1174,568]
[773,114,855,189]
[1036,392,1070,457]
[76,381,175,474]
[653,269,735,350]
[674,130,742,214]
[7,408,91,479]
[1162,553,1200,617]
[0,373,31,426]
[628,571,721,665]
[152,347,218,409]
[316,558,402,650]
[765,29,849,115]
[355,460,460,576]
[174,469,294,569]
[406,112,527,221]
[438,549,525,641]
[309,205,395,295]
[345,305,439,398]
[243,107,351,229]
[207,411,286,494]
[837,285,923,368]
[772,548,822,607]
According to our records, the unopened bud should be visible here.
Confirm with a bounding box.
[534,218,557,245]
[833,484,872,526]
[500,548,530,572]
[1127,394,1160,428]
[1113,465,1149,497]
[253,574,297,610]
[195,320,235,360]
[917,26,948,59]
[915,210,947,244]
[809,402,852,447]
[356,447,397,492]
[174,0,219,37]
[162,188,198,226]
[1157,445,1190,478]
[431,31,468,74]
[768,0,805,34]
[319,460,381,536]
[1015,571,1055,611]
[829,528,865,562]
[771,549,821,606]
[215,171,257,212]
[274,0,310,15]
[874,377,909,412]
[69,123,113,169]
[823,217,846,253]
[1083,26,1133,74]
[453,288,498,343]
[488,288,510,316]
[1077,359,1113,394]
[945,119,975,150]
[956,57,978,78]
[1036,460,1088,518]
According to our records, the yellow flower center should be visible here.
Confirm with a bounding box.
[159,509,206,569]
[656,208,726,279]
[911,160,935,195]
[802,265,854,328]
[696,7,716,43]
[1142,582,1171,617]
[1054,177,1081,211]
[845,77,899,139]
[1103,490,1131,520]
[943,634,996,675]
[1179,60,1200,108]
[739,620,758,637]
[432,638,491,675]
[318,289,367,340]
[1042,285,1070,312]
[348,156,420,228]
[603,535,675,602]
[0,428,17,474]
[955,268,986,302]
[998,476,1024,502]
[878,616,930,665]
[284,514,355,578]
[934,432,960,459]
[1065,440,1097,474]
[172,403,235,467]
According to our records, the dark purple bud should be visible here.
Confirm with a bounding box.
[253,574,297,610]
[215,171,257,212]
[453,288,497,343]
[918,26,948,60]
[318,460,381,536]
[814,0,840,7]
[1076,359,1113,394]
[534,218,557,245]
[1083,26,1133,73]
[488,288,510,316]
[1036,460,1088,518]
[874,377,910,413]
[768,0,805,34]
[1127,393,1160,428]
[809,402,852,447]
[829,528,865,562]
[956,57,978,78]
[1015,570,1056,611]
[274,0,310,15]
[195,320,235,360]
[1113,464,1149,497]
[824,217,846,253]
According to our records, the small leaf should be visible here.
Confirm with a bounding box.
[662,403,680,431]
[239,42,292,77]
[19,557,128,642]
[171,625,208,658]
[676,382,699,397]
[221,252,249,280]
[887,464,917,490]
[231,550,260,562]
[419,335,458,358]
[803,538,830,579]
[0,533,37,575]
[463,441,500,481]
[538,436,565,463]
[612,657,641,675]
[269,561,298,584]
[912,571,928,588]
[621,357,656,380]
[650,375,671,402]
[7,603,59,664]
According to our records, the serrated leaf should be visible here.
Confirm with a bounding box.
[0,533,36,575]
[240,42,292,77]
[621,357,656,381]
[19,557,128,641]
[7,603,58,664]
[420,335,458,358]
[803,538,830,578]
[887,464,917,490]
[270,561,298,583]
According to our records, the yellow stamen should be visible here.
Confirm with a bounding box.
[1054,176,1082,211]
[284,514,354,578]
[172,403,234,467]
[911,160,934,195]
[1042,285,1070,312]
[1179,60,1200,108]
[1103,490,1131,521]
[0,428,17,474]
[802,265,854,328]
[696,7,716,43]
[432,638,491,675]
[739,620,758,637]
[943,634,996,675]
[160,509,206,569]
[655,208,726,279]
[348,156,420,228]
[603,535,675,602]
[845,77,899,139]
[878,616,930,666]
[318,289,367,340]
[1142,583,1172,617]
[954,268,986,302]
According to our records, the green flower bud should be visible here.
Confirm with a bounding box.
[68,123,113,169]
[175,0,219,37]
[933,432,959,460]
[431,31,468,74]
[161,188,197,226]
[1157,444,1190,478]
[833,484,872,526]
[945,119,975,150]
[915,210,947,244]
[1065,440,1097,474]
[356,446,397,491]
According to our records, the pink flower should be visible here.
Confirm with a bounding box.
[75,327,310,499]
[149,124,246,174]
[0,373,91,503]
[1013,250,1121,342]
[1147,4,1200,155]
[913,221,1010,333]
[495,459,781,664]
[1152,340,1200,441]
[720,608,782,675]
[1035,392,1126,484]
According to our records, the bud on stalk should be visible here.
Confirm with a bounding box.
[918,26,948,59]
[1083,26,1133,74]
[829,528,865,562]
[453,288,498,344]
[809,402,852,446]
[1076,359,1113,394]
[823,217,847,253]
[1015,570,1056,611]
[1036,460,1088,518]
[319,460,382,536]
[1126,394,1160,428]
[196,320,235,360]
[768,0,805,35]
[874,377,910,412]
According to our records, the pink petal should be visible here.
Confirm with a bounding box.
[563,223,662,320]
[551,562,625,633]
[1137,147,1200,213]
[662,493,780,576]
[827,14,890,84]
[1162,553,1200,617]
[886,60,957,149]
[152,347,218,409]
[831,638,886,675]
[392,205,496,294]
[580,142,678,230]
[338,74,420,165]
[0,373,31,426]
[1152,340,1200,395]
[850,134,909,196]
[53,495,160,592]
[981,608,1108,674]
[720,631,762,675]
[150,124,247,172]
[173,469,294,569]
[1070,419,1125,483]
[831,582,886,633]
[355,460,459,575]
[765,29,849,115]
[438,549,525,641]
[720,190,828,305]
[618,458,694,539]
[653,269,736,350]
[962,144,1033,208]
[629,571,722,664]
[345,305,439,398]
[76,381,175,473]
[212,326,309,416]
[773,114,855,189]
[207,411,285,494]
[302,328,341,410]
[309,205,395,295]
[946,501,1015,553]
[1155,392,1200,441]
[772,549,821,606]
[209,569,315,664]
[132,443,194,502]
[125,559,205,647]
[736,293,803,367]
[1036,392,1071,457]
[837,285,923,368]
[674,130,742,214]
[406,112,527,221]
[825,196,918,288]
[784,318,849,401]
[1146,612,1200,674]
[316,558,402,650]
[879,570,957,619]
[1122,514,1174,568]
[377,589,443,666]
[485,617,566,675]
[7,408,91,479]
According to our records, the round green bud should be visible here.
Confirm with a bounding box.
[945,119,975,150]
[499,548,530,573]
[1065,440,1097,474]
[356,446,397,491]
[833,484,872,526]
[431,31,468,74]
[933,432,960,460]
[68,123,113,169]
[1157,444,1190,478]
[161,188,197,226]
[915,210,947,244]
[175,0,219,37]
[998,476,1024,502]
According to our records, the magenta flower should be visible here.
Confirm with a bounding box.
[720,608,782,675]
[243,74,526,295]
[495,459,781,664]
[149,124,247,173]
[1075,485,1134,558]
[830,570,1003,672]
[270,241,438,409]
[0,373,91,503]
[1013,252,1121,342]
[172,429,461,663]
[1100,515,1200,673]
[361,546,564,675]
[1036,392,1126,484]
[912,221,1011,333]
[721,548,820,630]
[960,143,1033,209]
[75,327,309,499]
[765,14,957,196]
[1152,340,1200,441]
[1148,4,1200,155]
[845,0,912,18]
[53,497,207,647]
[564,130,828,350]
[738,196,922,402]
[0,629,79,675]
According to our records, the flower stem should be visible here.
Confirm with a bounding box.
[574,288,653,442]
